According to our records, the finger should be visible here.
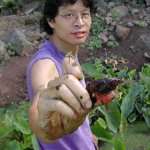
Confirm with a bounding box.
[63,53,83,80]
[62,74,92,109]
[47,75,91,110]
[57,84,84,114]
[38,98,77,119]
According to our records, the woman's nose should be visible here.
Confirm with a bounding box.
[74,14,84,27]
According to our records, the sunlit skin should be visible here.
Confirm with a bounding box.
[48,0,92,54]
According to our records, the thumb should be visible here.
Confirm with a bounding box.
[63,52,84,80]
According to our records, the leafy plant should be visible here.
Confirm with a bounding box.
[134,20,147,27]
[111,9,121,21]
[86,15,105,50]
[134,64,150,127]
[0,101,39,150]
[0,0,23,15]
[106,35,119,48]
[82,59,150,149]
[2,0,16,8]
[2,0,23,8]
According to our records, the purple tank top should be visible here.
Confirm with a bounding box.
[26,40,95,150]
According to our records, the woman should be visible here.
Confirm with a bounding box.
[27,0,114,149]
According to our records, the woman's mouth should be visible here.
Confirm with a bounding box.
[71,31,87,39]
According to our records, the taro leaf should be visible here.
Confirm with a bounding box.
[140,73,150,89]
[0,109,14,138]
[91,119,113,142]
[31,134,40,150]
[4,109,15,127]
[96,118,107,129]
[128,111,138,123]
[121,82,144,118]
[0,109,15,138]
[141,64,150,76]
[135,101,143,114]
[13,103,31,135]
[98,102,121,133]
[3,140,22,150]
[0,122,13,139]
[22,134,32,149]
[82,63,98,77]
[13,111,31,135]
[128,69,136,80]
[142,107,150,128]
[117,68,129,78]
[82,62,105,79]
[143,114,150,128]
[0,102,32,149]
[113,135,126,150]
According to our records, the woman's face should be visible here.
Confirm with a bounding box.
[49,0,92,48]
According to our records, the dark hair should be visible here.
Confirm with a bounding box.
[40,0,96,35]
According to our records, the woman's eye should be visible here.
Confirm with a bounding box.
[82,12,90,17]
[65,13,73,17]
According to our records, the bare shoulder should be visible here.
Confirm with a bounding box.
[31,59,59,93]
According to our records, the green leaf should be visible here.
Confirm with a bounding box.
[82,63,97,77]
[0,102,33,149]
[141,64,150,76]
[135,101,143,114]
[96,118,107,129]
[121,83,144,118]
[91,119,113,142]
[82,59,108,79]
[113,135,126,150]
[140,74,150,89]
[128,69,136,80]
[13,102,31,135]
[22,134,32,149]
[128,112,138,123]
[142,107,150,128]
[0,108,14,138]
[4,110,15,127]
[98,102,121,133]
[3,140,22,150]
[0,122,13,138]
[14,111,31,135]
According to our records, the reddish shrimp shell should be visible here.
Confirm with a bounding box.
[86,78,123,105]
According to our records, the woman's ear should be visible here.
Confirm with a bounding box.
[47,18,55,29]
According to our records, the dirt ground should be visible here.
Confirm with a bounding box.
[0,26,149,107]
[79,26,150,70]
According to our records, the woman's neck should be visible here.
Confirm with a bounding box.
[49,36,79,56]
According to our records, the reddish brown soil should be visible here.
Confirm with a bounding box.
[0,56,30,106]
[79,27,150,70]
